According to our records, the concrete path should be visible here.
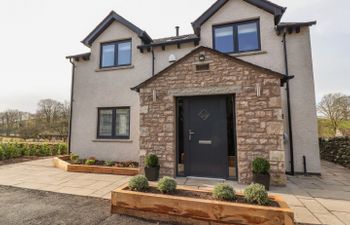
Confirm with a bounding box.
[0,158,130,199]
[0,158,349,225]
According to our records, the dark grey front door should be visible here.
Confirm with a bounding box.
[183,96,228,178]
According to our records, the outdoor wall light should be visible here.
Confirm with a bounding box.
[256,83,262,97]
[169,54,177,63]
[152,89,157,102]
[198,54,206,62]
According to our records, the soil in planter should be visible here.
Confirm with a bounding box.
[64,159,139,168]
[132,187,280,208]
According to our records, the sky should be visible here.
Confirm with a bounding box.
[0,0,349,113]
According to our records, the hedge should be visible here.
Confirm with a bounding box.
[0,142,67,161]
[319,137,350,168]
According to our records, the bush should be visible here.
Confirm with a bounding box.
[252,157,270,174]
[144,154,159,168]
[2,143,18,159]
[22,144,31,157]
[70,153,79,161]
[128,175,149,191]
[85,159,96,165]
[213,184,236,201]
[244,183,269,205]
[158,176,177,194]
[0,146,4,160]
[0,142,67,161]
[57,143,68,155]
[319,137,350,168]
[38,144,52,156]
[105,161,115,167]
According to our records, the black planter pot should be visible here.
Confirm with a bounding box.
[144,166,160,181]
[252,173,270,191]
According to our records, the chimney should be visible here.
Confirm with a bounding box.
[175,26,180,36]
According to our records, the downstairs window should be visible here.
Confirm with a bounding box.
[97,107,130,139]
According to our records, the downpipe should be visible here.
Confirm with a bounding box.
[283,32,295,176]
[67,58,76,155]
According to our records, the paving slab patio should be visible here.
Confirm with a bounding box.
[0,158,349,224]
[0,158,130,200]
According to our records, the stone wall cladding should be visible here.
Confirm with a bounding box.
[139,48,286,185]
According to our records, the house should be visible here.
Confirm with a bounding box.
[66,0,320,185]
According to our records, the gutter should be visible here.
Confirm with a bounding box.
[282,32,295,176]
[67,58,76,155]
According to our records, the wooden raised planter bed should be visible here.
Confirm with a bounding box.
[53,156,139,176]
[111,184,294,225]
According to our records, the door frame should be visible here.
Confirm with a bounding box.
[175,94,238,180]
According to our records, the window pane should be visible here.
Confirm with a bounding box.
[118,42,131,65]
[99,109,113,136]
[238,22,259,52]
[214,26,234,53]
[116,108,130,137]
[101,44,115,67]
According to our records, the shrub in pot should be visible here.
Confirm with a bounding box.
[252,157,271,190]
[144,154,160,181]
[158,177,177,194]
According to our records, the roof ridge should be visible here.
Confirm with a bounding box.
[153,34,198,42]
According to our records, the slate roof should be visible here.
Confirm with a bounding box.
[66,52,91,60]
[82,11,152,47]
[277,21,317,30]
[138,34,199,49]
[192,0,286,34]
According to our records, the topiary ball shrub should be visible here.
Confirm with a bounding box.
[70,153,79,161]
[252,157,270,174]
[128,175,149,191]
[213,184,236,201]
[158,176,177,194]
[244,183,269,206]
[144,154,159,168]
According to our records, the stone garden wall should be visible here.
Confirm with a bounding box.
[320,137,350,168]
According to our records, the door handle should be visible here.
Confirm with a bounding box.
[188,129,195,141]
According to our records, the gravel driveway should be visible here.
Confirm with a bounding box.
[0,185,168,225]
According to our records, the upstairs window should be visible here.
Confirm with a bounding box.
[100,40,132,68]
[214,20,260,54]
[97,107,130,139]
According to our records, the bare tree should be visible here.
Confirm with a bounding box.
[0,99,70,139]
[341,96,350,120]
[37,99,64,128]
[52,101,70,136]
[0,110,23,136]
[318,93,349,135]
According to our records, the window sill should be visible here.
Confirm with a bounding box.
[230,50,267,57]
[92,139,133,143]
[95,65,134,72]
